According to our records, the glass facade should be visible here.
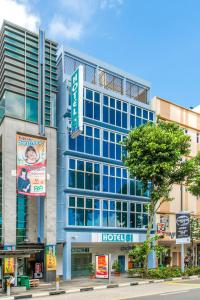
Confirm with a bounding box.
[16,194,27,243]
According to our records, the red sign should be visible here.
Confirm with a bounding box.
[95,255,109,279]
[157,223,166,234]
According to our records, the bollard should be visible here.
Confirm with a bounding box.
[7,279,11,296]
[56,275,60,291]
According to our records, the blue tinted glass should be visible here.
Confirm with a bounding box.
[103,200,108,209]
[136,117,142,127]
[116,145,121,160]
[86,100,93,118]
[116,178,121,193]
[149,112,154,121]
[94,199,100,209]
[85,137,93,154]
[130,115,135,128]
[69,170,75,187]
[103,165,108,175]
[69,208,75,225]
[86,89,93,100]
[123,102,127,112]
[94,139,100,156]
[86,126,92,136]
[94,163,100,173]
[116,134,121,143]
[116,111,121,127]
[130,180,135,195]
[94,92,100,102]
[122,113,127,128]
[110,201,115,210]
[94,103,100,120]
[123,169,127,178]
[76,209,84,226]
[109,177,115,193]
[103,211,108,227]
[110,143,115,159]
[109,211,115,227]
[110,109,115,125]
[26,97,38,122]
[136,107,142,117]
[110,167,115,176]
[86,162,93,172]
[143,119,148,124]
[69,159,75,169]
[103,141,109,157]
[85,210,93,226]
[94,128,100,138]
[94,210,100,226]
[69,197,75,207]
[94,174,100,191]
[110,98,115,108]
[77,172,84,188]
[131,105,135,115]
[69,135,75,150]
[122,179,127,194]
[103,95,108,105]
[130,213,135,228]
[103,176,108,191]
[117,100,121,110]
[103,106,108,123]
[85,173,93,190]
[77,160,84,171]
[143,110,148,119]
[77,135,84,152]
[103,131,108,140]
[110,132,115,142]
[116,168,121,177]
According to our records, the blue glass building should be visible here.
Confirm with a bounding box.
[56,46,155,279]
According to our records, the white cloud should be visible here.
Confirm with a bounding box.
[0,0,40,32]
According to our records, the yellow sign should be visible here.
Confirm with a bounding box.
[4,258,14,274]
[46,245,56,271]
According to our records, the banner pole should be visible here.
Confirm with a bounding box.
[181,243,185,273]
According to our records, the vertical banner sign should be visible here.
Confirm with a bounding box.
[16,134,47,196]
[46,245,56,271]
[176,213,191,244]
[70,65,83,138]
[95,254,109,279]
[4,246,15,274]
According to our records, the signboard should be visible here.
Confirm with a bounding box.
[70,65,83,138]
[45,245,56,271]
[102,233,133,243]
[95,255,109,279]
[4,245,15,274]
[16,134,47,196]
[176,213,191,244]
[157,223,166,235]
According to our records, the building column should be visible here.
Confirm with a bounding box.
[63,234,71,280]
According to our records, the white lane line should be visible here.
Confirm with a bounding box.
[160,290,189,296]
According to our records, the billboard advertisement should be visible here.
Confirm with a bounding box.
[70,65,83,138]
[176,212,190,244]
[16,134,47,196]
[95,255,109,279]
[45,245,56,271]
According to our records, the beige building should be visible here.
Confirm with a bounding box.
[152,96,200,267]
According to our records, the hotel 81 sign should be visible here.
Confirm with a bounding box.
[70,65,83,138]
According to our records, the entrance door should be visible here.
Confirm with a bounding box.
[71,253,92,277]
[118,255,125,273]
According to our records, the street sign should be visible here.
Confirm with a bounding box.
[176,212,190,244]
[70,65,83,138]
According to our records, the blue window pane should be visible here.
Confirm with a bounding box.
[123,102,127,112]
[136,117,142,127]
[94,174,100,191]
[69,197,75,207]
[130,213,135,228]
[77,197,84,207]
[94,103,100,120]
[116,168,121,177]
[136,107,142,117]
[116,110,121,127]
[77,135,84,152]
[130,180,135,195]
[103,211,108,227]
[85,137,93,154]
[149,112,154,121]
[122,179,127,194]
[123,169,127,178]
[69,170,75,187]
[86,162,93,172]
[130,115,135,128]
[116,134,121,143]
[103,200,108,209]
[110,143,115,159]
[94,210,100,226]
[110,109,115,125]
[94,128,100,138]
[86,126,92,136]
[143,110,148,119]
[68,208,75,225]
[109,211,115,227]
[110,98,115,108]
[117,100,121,110]
[110,201,115,210]
[94,163,100,173]
[94,139,100,155]
[86,100,93,118]
[143,119,148,124]
[131,105,135,115]
[77,172,84,188]
[94,199,100,209]
[85,173,93,190]
[116,178,121,193]
[103,95,108,105]
[109,177,115,193]
[77,160,84,171]
[103,176,108,192]
[116,145,121,160]
[103,106,108,123]
[76,209,84,226]
[122,113,127,128]
[110,132,115,142]
[69,135,75,150]
[103,130,108,140]
[26,97,38,122]
[136,214,142,228]
[103,141,109,157]
[69,159,75,169]
[85,210,93,226]
[94,92,100,102]
[103,165,108,175]
[110,167,115,176]
[86,89,93,100]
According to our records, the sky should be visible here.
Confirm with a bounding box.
[0,0,200,108]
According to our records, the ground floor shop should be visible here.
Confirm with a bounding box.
[57,231,156,279]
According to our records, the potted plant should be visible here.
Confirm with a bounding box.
[87,263,95,279]
[112,260,121,276]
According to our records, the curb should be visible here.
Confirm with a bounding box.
[1,275,200,300]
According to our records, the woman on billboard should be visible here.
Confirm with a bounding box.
[17,168,31,193]
[24,146,39,165]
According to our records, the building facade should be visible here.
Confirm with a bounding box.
[0,20,57,281]
[152,96,200,267]
[57,47,155,279]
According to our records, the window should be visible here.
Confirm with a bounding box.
[126,80,148,104]
[197,133,199,144]
[26,97,38,123]
[4,91,25,119]
[103,164,128,194]
[103,96,127,129]
[102,200,127,228]
[84,88,100,121]
[160,214,169,230]
[130,105,154,128]
[103,130,125,161]
[68,196,100,227]
[130,202,148,229]
[99,69,123,95]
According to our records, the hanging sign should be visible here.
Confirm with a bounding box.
[176,212,190,244]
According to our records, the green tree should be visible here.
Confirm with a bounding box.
[123,120,192,271]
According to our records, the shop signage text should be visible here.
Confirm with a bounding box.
[102,233,133,243]
[176,212,191,244]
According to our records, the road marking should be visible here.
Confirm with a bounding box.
[165,282,200,286]
[160,290,189,296]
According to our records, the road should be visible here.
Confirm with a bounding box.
[37,279,200,299]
